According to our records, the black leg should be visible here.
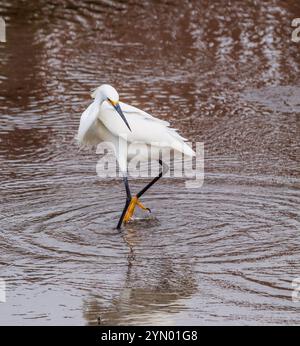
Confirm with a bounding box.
[116,176,131,229]
[137,160,167,198]
[116,161,168,229]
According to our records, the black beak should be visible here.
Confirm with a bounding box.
[113,103,132,132]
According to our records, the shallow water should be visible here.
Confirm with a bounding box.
[0,0,300,325]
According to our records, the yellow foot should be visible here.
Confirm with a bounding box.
[123,196,150,223]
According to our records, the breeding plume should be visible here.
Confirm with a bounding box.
[77,84,195,228]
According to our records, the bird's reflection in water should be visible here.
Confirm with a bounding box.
[123,218,161,264]
[83,224,197,326]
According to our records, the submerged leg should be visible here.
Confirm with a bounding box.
[116,176,131,229]
[123,160,167,223]
[123,196,151,223]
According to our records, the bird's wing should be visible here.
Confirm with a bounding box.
[119,101,170,126]
[99,101,195,157]
[77,101,100,143]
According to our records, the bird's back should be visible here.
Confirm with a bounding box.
[78,99,195,158]
[99,101,195,157]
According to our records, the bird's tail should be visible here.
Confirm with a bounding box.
[171,139,195,157]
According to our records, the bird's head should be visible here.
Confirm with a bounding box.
[91,84,131,132]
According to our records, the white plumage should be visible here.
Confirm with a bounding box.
[78,84,195,172]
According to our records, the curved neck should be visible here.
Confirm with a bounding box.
[94,93,104,104]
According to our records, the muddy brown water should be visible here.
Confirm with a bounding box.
[0,0,300,325]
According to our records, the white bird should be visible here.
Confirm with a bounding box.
[77,84,195,228]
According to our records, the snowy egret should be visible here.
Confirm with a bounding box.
[77,84,195,229]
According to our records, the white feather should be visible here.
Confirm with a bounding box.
[77,85,195,172]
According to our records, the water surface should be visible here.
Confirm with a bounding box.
[0,0,299,325]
